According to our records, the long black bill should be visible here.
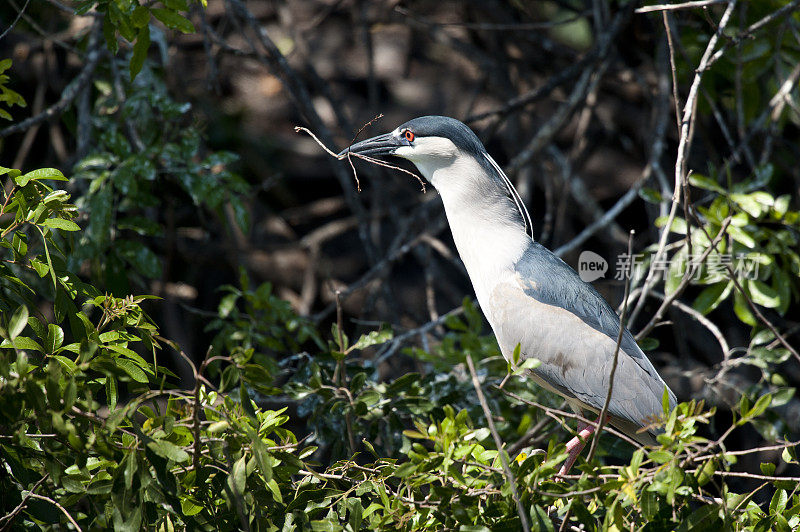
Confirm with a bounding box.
[338,132,399,158]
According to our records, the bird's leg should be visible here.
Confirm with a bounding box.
[557,414,603,477]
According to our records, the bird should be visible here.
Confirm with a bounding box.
[338,115,677,475]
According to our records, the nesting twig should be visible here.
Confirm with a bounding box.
[295,118,427,193]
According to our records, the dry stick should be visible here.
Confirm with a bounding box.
[629,0,737,327]
[634,215,732,340]
[507,1,635,173]
[350,113,384,145]
[343,113,385,192]
[465,354,530,532]
[499,388,644,449]
[25,493,82,531]
[586,230,636,465]
[0,0,31,41]
[0,473,49,529]
[192,347,215,472]
[637,0,727,14]
[0,43,103,138]
[295,125,427,192]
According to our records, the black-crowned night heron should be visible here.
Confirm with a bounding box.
[339,116,677,475]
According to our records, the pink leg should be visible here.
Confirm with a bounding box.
[558,415,603,477]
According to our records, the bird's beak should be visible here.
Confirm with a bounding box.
[337,132,399,158]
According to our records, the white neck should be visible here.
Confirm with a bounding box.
[418,154,532,313]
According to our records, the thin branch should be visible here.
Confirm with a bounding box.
[586,230,635,464]
[192,347,214,472]
[629,0,737,325]
[0,0,31,41]
[465,355,530,532]
[0,36,104,138]
[507,1,636,173]
[25,493,82,531]
[0,474,49,529]
[637,0,727,14]
[634,215,732,340]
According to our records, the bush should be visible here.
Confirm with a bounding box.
[2,1,800,530]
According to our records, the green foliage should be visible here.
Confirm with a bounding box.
[686,168,800,322]
[644,166,800,341]
[72,69,249,293]
[0,59,26,121]
[2,2,800,530]
[1,164,799,530]
[73,0,201,79]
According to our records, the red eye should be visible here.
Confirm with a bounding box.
[404,130,415,142]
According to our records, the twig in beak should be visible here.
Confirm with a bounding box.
[294,125,340,158]
[294,123,427,193]
[349,152,426,193]
[295,125,363,191]
[351,113,384,145]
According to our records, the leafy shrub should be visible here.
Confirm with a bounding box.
[2,177,797,528]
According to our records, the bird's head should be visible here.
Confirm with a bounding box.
[338,116,489,185]
[338,115,532,232]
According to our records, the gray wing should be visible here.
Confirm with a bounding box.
[489,242,676,435]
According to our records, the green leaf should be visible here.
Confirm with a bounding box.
[106,375,117,411]
[30,258,49,277]
[648,450,673,464]
[116,358,149,383]
[20,168,67,182]
[228,455,247,495]
[733,291,756,326]
[42,218,81,232]
[0,336,43,351]
[693,281,732,315]
[760,462,776,476]
[36,226,58,291]
[151,8,195,33]
[638,187,663,203]
[655,215,687,234]
[131,5,150,28]
[8,305,28,340]
[103,16,119,54]
[771,489,788,515]
[348,498,363,531]
[746,393,772,419]
[0,166,21,179]
[147,439,190,463]
[676,504,720,531]
[12,232,27,257]
[130,25,150,80]
[747,279,780,308]
[45,324,64,353]
[727,226,756,248]
[689,174,725,193]
[731,193,764,217]
[352,328,393,351]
